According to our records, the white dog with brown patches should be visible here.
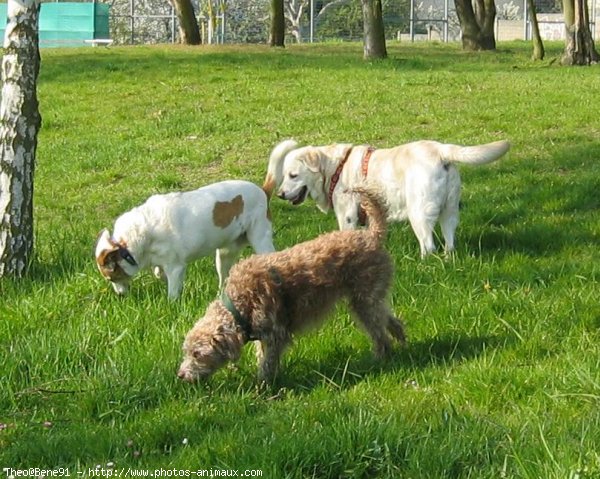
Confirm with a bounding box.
[264,139,510,257]
[95,180,275,299]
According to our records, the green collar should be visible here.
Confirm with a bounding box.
[221,292,257,341]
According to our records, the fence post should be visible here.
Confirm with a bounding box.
[130,0,134,44]
[220,13,225,43]
[591,0,596,39]
[310,0,314,43]
[496,16,499,41]
[171,4,176,43]
[409,0,415,41]
[443,0,448,42]
[523,0,529,41]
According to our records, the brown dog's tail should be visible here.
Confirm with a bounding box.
[352,184,389,246]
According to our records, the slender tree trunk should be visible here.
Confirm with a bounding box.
[561,0,599,65]
[526,0,545,60]
[361,0,387,59]
[270,0,285,46]
[454,0,497,50]
[285,0,306,43]
[0,0,42,278]
[170,0,201,45]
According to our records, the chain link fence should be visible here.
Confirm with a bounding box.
[45,0,598,45]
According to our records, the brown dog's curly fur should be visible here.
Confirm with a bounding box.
[177,185,406,383]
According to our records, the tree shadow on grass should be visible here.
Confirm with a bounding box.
[464,219,598,259]
[40,43,524,86]
[0,251,88,299]
[461,141,600,259]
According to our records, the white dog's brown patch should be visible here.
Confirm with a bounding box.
[213,195,244,228]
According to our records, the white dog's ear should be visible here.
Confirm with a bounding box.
[95,228,116,258]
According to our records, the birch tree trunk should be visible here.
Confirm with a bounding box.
[285,0,306,43]
[170,0,201,45]
[361,0,387,59]
[0,0,42,278]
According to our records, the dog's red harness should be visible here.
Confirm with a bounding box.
[328,146,376,222]
[358,147,376,225]
[328,146,354,208]
[361,146,375,178]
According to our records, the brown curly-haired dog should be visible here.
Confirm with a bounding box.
[177,185,406,383]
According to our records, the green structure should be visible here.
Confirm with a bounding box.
[0,2,110,47]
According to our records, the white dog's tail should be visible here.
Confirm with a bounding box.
[352,185,389,246]
[262,139,299,200]
[441,140,510,166]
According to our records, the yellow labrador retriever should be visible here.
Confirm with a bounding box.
[264,138,510,257]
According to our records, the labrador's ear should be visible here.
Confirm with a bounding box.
[303,149,322,173]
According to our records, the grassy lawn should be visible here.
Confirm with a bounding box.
[1,41,599,477]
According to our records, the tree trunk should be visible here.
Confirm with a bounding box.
[454,0,497,51]
[526,0,545,60]
[361,0,387,59]
[0,0,42,278]
[561,0,599,65]
[270,0,286,46]
[170,0,201,45]
[285,0,306,43]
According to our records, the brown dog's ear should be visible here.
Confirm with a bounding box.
[192,345,208,360]
[211,331,241,361]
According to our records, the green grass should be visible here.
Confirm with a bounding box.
[1,41,599,477]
